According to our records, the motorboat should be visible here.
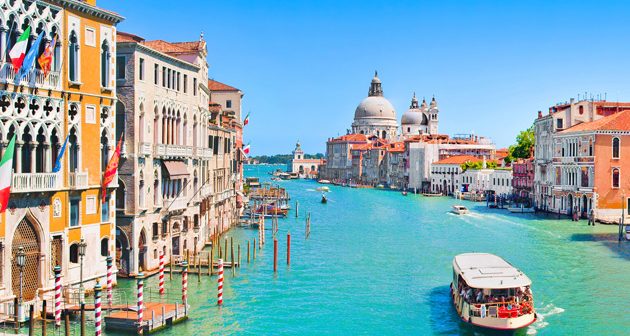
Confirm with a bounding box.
[316,186,330,192]
[321,194,327,204]
[451,253,536,330]
[451,205,470,215]
[402,191,408,196]
[318,179,331,184]
[507,205,535,213]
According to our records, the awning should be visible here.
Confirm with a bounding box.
[163,160,189,178]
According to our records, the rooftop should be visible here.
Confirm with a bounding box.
[453,253,531,289]
[208,79,240,92]
[432,155,482,165]
[559,109,630,133]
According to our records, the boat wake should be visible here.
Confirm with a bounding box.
[527,303,565,335]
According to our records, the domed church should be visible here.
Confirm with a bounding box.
[401,93,439,136]
[351,71,399,140]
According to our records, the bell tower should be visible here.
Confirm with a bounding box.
[428,96,439,135]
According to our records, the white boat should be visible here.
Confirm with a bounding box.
[451,205,470,215]
[316,186,330,192]
[507,205,535,213]
[318,179,331,184]
[451,253,536,331]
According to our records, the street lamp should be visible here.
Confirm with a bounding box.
[16,246,26,326]
[78,238,87,304]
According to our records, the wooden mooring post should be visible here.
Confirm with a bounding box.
[247,240,250,263]
[28,304,34,336]
[80,303,86,336]
[273,238,278,273]
[253,238,257,259]
[231,237,235,276]
[41,300,47,336]
[64,310,70,336]
[238,244,241,268]
[296,200,299,218]
[287,231,291,265]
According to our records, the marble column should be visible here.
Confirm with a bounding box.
[15,141,23,173]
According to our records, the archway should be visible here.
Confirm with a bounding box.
[442,180,447,195]
[567,194,573,215]
[115,230,130,276]
[138,229,147,272]
[581,195,588,217]
[12,217,41,301]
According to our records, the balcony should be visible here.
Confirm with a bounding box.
[165,196,188,211]
[139,142,152,156]
[154,144,193,158]
[68,171,89,190]
[12,172,62,193]
[194,147,213,158]
[0,61,61,89]
[200,184,213,198]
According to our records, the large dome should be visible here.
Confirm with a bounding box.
[401,109,427,125]
[354,96,396,120]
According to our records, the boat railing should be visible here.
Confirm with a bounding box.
[468,300,533,319]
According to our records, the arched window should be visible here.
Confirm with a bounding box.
[101,129,109,171]
[613,137,620,159]
[579,106,584,115]
[69,31,79,82]
[139,179,145,208]
[69,244,79,263]
[612,168,620,188]
[101,40,110,87]
[152,222,158,239]
[101,238,109,257]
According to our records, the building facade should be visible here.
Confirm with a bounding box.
[0,0,122,313]
[512,158,534,200]
[287,141,323,178]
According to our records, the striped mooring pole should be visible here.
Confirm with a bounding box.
[54,265,62,327]
[106,256,113,307]
[158,252,165,295]
[181,261,188,306]
[94,280,102,336]
[217,259,224,306]
[137,273,144,335]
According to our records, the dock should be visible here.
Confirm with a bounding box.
[105,302,188,334]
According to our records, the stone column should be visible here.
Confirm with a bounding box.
[44,144,51,172]
[0,27,6,63]
[30,142,37,173]
[15,141,23,173]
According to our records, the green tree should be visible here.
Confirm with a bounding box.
[506,126,535,162]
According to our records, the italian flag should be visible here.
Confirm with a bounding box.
[243,112,250,126]
[243,143,251,155]
[0,135,16,213]
[9,27,31,71]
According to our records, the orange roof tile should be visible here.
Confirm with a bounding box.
[329,133,368,143]
[351,143,372,151]
[432,155,482,165]
[117,31,144,43]
[171,41,205,52]
[208,79,240,91]
[560,110,630,133]
[144,40,190,53]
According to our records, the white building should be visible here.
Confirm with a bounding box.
[401,94,439,136]
[489,169,513,196]
[351,72,399,141]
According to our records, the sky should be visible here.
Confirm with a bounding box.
[100,0,630,155]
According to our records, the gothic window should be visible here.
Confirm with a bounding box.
[613,137,620,159]
[101,238,109,257]
[116,56,125,80]
[589,139,593,156]
[69,128,79,172]
[101,129,109,171]
[152,222,158,239]
[116,179,125,210]
[69,31,79,82]
[70,198,80,227]
[139,58,145,80]
[102,194,110,222]
[21,128,32,173]
[612,168,620,188]
[139,179,145,208]
[101,40,111,87]
[154,64,159,85]
[69,243,79,263]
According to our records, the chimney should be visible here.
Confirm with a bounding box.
[537,110,543,119]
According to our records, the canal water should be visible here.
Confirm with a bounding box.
[79,165,630,335]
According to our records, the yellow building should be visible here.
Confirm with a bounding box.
[0,0,122,317]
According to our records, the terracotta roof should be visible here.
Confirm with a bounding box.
[432,155,482,165]
[171,41,205,52]
[560,110,630,133]
[351,143,372,151]
[207,79,240,92]
[144,40,190,53]
[117,31,144,43]
[387,142,405,153]
[329,134,368,143]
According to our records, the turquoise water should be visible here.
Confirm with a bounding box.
[79,165,630,335]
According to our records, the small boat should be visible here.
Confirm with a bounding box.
[422,192,442,197]
[451,205,469,215]
[451,253,536,330]
[271,177,282,181]
[507,205,535,213]
[321,194,327,203]
[254,204,288,217]
[316,186,330,192]
[279,173,291,180]
[376,184,385,189]
[401,191,408,196]
[318,179,331,184]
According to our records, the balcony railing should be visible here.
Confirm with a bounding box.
[154,144,193,157]
[139,142,152,156]
[68,171,89,189]
[166,196,188,211]
[194,147,212,158]
[0,61,61,89]
[12,172,62,193]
